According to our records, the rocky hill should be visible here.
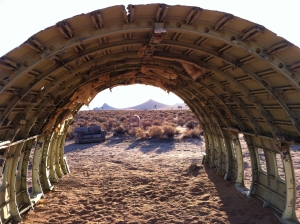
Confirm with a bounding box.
[125,99,167,110]
[94,103,118,110]
[93,99,185,110]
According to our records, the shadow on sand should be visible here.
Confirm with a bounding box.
[64,136,130,153]
[204,165,281,224]
[125,137,202,154]
[64,141,103,153]
[64,135,203,155]
[125,137,175,153]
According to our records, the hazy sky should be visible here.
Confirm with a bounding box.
[1,0,299,109]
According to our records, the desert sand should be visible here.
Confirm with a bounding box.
[19,134,284,224]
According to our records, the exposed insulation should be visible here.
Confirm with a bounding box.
[181,62,205,80]
[98,73,110,82]
[43,77,109,134]
[69,79,108,106]
[42,108,63,133]
[115,70,139,79]
[153,56,206,80]
[138,45,148,57]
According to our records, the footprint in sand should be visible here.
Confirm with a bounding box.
[172,195,183,204]
[114,204,124,211]
[198,211,210,216]
[200,193,211,201]
[189,187,204,196]
[159,196,168,202]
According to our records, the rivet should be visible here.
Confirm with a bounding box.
[49,45,55,51]
[176,22,181,28]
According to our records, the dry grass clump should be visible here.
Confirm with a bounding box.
[162,125,178,138]
[146,125,179,138]
[129,127,147,137]
[112,125,127,136]
[141,120,152,130]
[108,118,119,129]
[162,122,177,128]
[136,128,145,138]
[185,120,197,129]
[152,120,161,126]
[101,122,109,131]
[181,128,201,139]
[128,128,137,136]
[148,126,163,138]
[76,119,88,127]
[119,116,127,122]
[177,118,185,126]
[90,121,102,126]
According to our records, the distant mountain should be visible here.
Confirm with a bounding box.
[160,102,186,110]
[93,99,186,110]
[125,99,168,110]
[94,103,118,110]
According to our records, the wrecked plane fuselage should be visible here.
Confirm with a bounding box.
[0,4,300,223]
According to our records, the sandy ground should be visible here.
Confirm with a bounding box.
[20,135,282,224]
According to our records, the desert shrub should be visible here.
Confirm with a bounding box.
[128,128,137,136]
[101,122,109,131]
[177,118,185,126]
[181,128,201,139]
[162,125,177,138]
[97,117,106,122]
[185,120,197,129]
[148,126,163,138]
[108,118,117,125]
[119,116,127,122]
[164,118,177,126]
[141,120,152,130]
[113,125,126,135]
[90,121,101,126]
[130,121,140,128]
[107,118,119,130]
[162,121,176,127]
[77,120,88,127]
[165,114,174,120]
[113,122,121,128]
[82,115,90,120]
[122,121,130,128]
[152,120,161,126]
[136,128,145,138]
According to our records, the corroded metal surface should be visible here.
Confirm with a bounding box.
[0,4,299,223]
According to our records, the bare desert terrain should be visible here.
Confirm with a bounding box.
[21,134,282,224]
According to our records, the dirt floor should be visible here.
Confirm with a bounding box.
[20,134,283,224]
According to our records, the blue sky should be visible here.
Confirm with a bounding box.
[1,0,300,109]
